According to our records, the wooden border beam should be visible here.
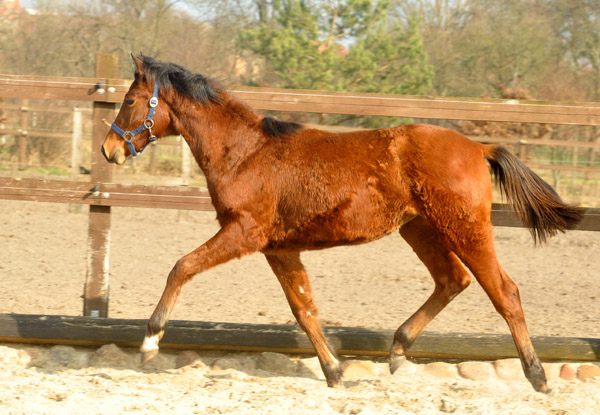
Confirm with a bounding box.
[0,314,598,362]
[0,177,598,230]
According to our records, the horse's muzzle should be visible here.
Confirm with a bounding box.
[101,145,124,165]
[101,144,110,162]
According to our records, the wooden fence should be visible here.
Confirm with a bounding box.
[2,93,600,176]
[0,54,599,360]
[3,102,600,176]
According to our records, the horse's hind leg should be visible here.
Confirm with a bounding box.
[265,252,342,387]
[390,216,471,372]
[453,232,549,393]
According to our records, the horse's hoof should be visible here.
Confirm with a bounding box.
[533,381,551,394]
[325,368,344,388]
[526,363,550,393]
[389,355,407,374]
[141,348,158,364]
[326,377,344,389]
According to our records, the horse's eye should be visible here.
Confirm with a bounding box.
[125,98,135,106]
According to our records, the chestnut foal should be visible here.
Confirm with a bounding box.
[102,55,584,392]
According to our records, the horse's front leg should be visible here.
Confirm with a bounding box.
[141,218,265,363]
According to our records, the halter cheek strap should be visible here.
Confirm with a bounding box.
[111,81,160,157]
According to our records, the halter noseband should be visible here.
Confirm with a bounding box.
[111,81,160,157]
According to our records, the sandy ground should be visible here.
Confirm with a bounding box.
[0,199,598,414]
[0,343,599,415]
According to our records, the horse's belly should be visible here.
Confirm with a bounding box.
[264,204,417,252]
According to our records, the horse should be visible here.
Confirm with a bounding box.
[102,54,584,393]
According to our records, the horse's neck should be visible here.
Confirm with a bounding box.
[171,95,266,185]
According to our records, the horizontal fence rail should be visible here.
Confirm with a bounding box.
[0,74,130,102]
[2,74,600,124]
[0,177,598,230]
[231,87,600,125]
[0,314,598,362]
[0,177,213,210]
[0,127,73,140]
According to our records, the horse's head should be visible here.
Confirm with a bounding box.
[102,54,173,165]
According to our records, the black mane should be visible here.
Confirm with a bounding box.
[139,55,223,105]
[262,117,304,138]
[139,55,303,138]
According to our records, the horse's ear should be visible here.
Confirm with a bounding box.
[131,53,145,77]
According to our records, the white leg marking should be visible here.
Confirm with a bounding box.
[299,285,305,294]
[141,334,160,352]
[326,351,340,367]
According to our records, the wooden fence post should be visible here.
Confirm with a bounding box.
[148,144,156,175]
[518,139,528,161]
[69,108,84,213]
[18,99,28,169]
[181,136,191,184]
[71,107,82,178]
[177,137,192,222]
[83,54,117,317]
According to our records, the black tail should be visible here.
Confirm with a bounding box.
[484,145,585,244]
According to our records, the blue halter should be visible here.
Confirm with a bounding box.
[111,81,160,157]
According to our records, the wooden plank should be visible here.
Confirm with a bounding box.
[2,74,600,125]
[0,177,214,210]
[525,162,600,173]
[519,138,600,149]
[491,203,600,231]
[467,136,600,150]
[231,86,600,126]
[0,103,91,113]
[0,74,129,102]
[575,208,600,231]
[0,314,597,362]
[0,128,73,139]
[0,178,597,230]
